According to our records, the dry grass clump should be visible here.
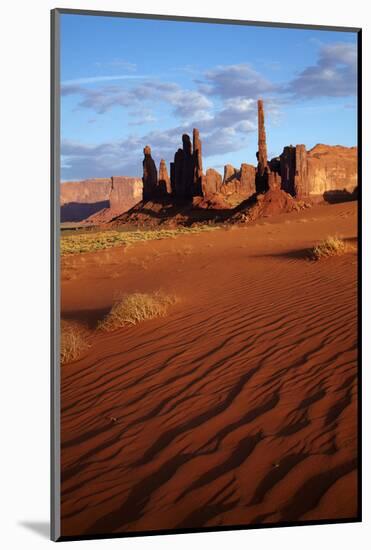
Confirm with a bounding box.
[99,292,176,331]
[311,235,348,260]
[60,320,90,365]
[61,226,219,255]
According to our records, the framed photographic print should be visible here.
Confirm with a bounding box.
[51,8,361,542]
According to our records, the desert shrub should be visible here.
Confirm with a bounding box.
[99,292,176,331]
[60,320,89,365]
[61,226,219,255]
[311,236,348,260]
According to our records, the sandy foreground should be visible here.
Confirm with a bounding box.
[60,201,358,537]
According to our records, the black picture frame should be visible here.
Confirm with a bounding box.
[51,8,362,542]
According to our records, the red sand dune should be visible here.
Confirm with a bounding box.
[60,201,358,537]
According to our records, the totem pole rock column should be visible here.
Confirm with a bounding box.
[173,148,185,198]
[158,159,172,195]
[142,145,158,201]
[182,134,195,199]
[193,128,203,196]
[256,99,269,193]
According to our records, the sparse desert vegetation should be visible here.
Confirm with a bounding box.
[311,235,350,260]
[99,291,177,331]
[61,226,219,255]
[60,320,90,365]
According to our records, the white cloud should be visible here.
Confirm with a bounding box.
[196,63,276,99]
[62,74,148,86]
[62,79,213,121]
[61,137,142,180]
[61,64,284,179]
[286,42,357,98]
[128,109,157,126]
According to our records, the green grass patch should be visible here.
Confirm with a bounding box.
[61,226,219,255]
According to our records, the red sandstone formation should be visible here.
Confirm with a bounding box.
[159,126,256,203]
[239,163,256,196]
[80,177,143,224]
[60,177,142,223]
[257,99,268,174]
[223,164,238,184]
[294,145,309,198]
[201,168,223,196]
[84,176,143,225]
[219,163,255,199]
[182,134,195,199]
[171,143,189,199]
[109,177,143,211]
[169,130,203,200]
[280,145,308,198]
[280,145,297,196]
[158,159,172,195]
[62,96,357,230]
[61,178,111,206]
[307,144,357,197]
[193,128,203,196]
[279,143,357,199]
[267,171,282,191]
[192,194,230,210]
[142,145,159,200]
[233,188,309,224]
[256,99,269,193]
[171,149,184,198]
[116,99,357,226]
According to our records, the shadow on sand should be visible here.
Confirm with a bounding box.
[111,197,239,227]
[62,307,112,330]
[323,189,358,204]
[250,249,314,262]
[251,237,357,263]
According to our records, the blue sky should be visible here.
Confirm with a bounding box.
[60,14,358,181]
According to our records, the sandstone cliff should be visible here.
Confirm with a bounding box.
[220,163,256,198]
[307,144,357,196]
[61,177,143,223]
[109,177,143,211]
[60,179,111,206]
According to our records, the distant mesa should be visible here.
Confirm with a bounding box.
[60,176,142,224]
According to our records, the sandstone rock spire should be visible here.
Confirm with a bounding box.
[256,99,269,193]
[142,145,158,201]
[193,128,203,196]
[158,159,171,194]
[182,134,194,199]
[257,99,268,176]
